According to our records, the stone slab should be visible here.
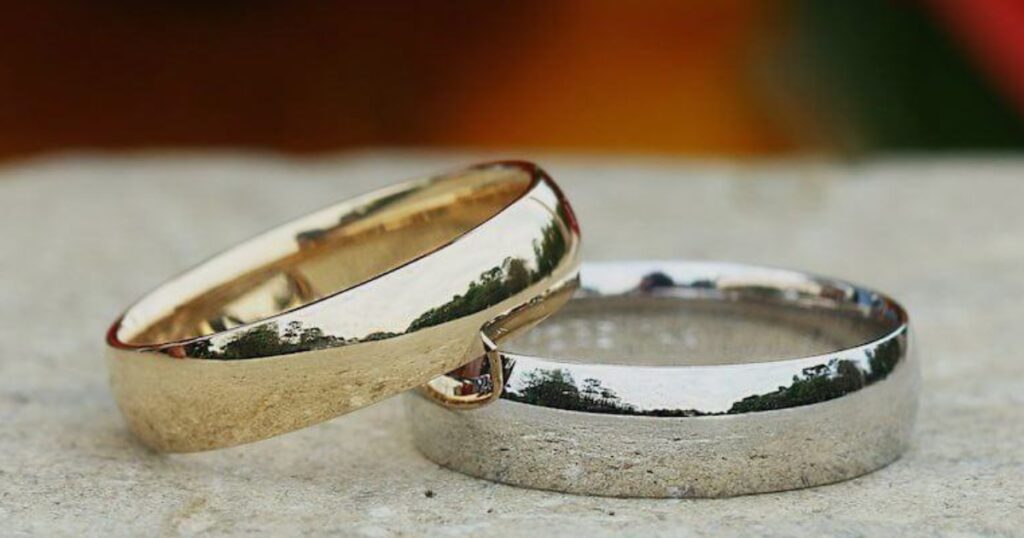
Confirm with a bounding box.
[0,152,1020,536]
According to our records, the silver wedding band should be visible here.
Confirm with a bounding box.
[407,261,917,498]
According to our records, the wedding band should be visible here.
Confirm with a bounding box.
[406,261,916,497]
[106,161,581,452]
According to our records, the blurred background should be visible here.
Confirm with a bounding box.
[1,0,1023,160]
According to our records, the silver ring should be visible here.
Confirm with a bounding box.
[406,261,917,498]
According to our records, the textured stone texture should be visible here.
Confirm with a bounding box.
[1,152,1021,536]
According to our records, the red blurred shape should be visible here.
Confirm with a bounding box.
[930,0,1024,114]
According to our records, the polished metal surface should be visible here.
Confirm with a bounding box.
[407,261,917,497]
[106,161,581,452]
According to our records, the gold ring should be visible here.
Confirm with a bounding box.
[105,161,581,452]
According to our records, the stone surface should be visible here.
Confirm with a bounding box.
[1,152,1021,536]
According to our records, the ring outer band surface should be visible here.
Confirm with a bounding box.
[106,162,581,452]
[406,261,917,498]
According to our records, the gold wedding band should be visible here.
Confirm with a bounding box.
[106,161,581,452]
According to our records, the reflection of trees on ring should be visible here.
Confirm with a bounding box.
[865,337,901,383]
[504,369,646,414]
[406,221,567,331]
[504,368,713,416]
[185,221,568,359]
[727,359,864,413]
[186,321,370,360]
[502,337,904,416]
[728,337,902,413]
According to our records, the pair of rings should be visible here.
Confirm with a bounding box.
[106,162,916,498]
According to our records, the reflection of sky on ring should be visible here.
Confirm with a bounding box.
[504,352,871,413]
[276,200,558,338]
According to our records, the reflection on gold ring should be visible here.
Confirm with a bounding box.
[106,161,581,452]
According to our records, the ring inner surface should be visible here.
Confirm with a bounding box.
[509,294,895,366]
[120,167,533,346]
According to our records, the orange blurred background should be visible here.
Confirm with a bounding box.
[0,0,1021,160]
